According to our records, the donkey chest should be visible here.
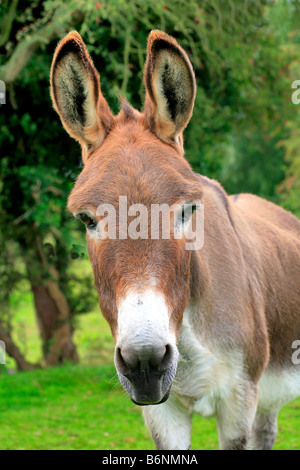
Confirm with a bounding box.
[172,316,245,417]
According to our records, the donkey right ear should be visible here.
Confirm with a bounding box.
[50,31,113,160]
[144,31,196,150]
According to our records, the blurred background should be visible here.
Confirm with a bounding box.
[0,0,300,450]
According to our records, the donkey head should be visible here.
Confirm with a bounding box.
[50,30,201,405]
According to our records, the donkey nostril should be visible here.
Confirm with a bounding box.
[159,344,173,371]
[116,345,140,373]
[115,347,131,374]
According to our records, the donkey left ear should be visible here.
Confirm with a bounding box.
[50,31,113,161]
[144,30,196,149]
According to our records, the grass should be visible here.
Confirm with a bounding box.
[0,363,219,450]
[0,363,299,450]
[1,271,300,450]
[0,364,155,450]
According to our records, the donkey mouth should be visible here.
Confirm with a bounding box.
[116,359,178,406]
[131,387,171,406]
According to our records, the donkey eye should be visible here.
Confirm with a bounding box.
[76,213,97,229]
[181,203,197,223]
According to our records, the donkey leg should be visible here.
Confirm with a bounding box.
[252,412,278,450]
[142,394,192,450]
[216,383,258,450]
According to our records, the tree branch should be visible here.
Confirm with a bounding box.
[0,0,19,48]
[0,7,84,84]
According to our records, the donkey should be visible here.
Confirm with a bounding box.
[50,30,300,450]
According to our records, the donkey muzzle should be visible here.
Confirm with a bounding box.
[115,342,177,405]
[115,290,178,405]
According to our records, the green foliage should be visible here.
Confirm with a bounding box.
[221,130,287,201]
[278,117,300,217]
[271,1,300,218]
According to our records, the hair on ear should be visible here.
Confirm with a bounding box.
[144,30,196,146]
[50,31,113,157]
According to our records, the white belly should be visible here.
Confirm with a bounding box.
[257,368,300,413]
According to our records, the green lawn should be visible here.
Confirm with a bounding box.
[0,363,299,450]
[0,364,155,450]
[1,281,300,450]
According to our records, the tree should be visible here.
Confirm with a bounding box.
[271,0,300,218]
[0,0,86,366]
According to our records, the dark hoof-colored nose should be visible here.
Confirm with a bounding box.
[114,341,178,405]
[115,342,174,376]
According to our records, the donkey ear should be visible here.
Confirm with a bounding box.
[50,31,113,160]
[144,30,196,148]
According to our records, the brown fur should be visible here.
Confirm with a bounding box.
[50,31,300,447]
[68,115,202,338]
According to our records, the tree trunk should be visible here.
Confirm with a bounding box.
[24,237,79,366]
[31,278,79,366]
[0,323,37,371]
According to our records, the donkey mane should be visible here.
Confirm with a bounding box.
[119,99,137,121]
[197,174,237,231]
